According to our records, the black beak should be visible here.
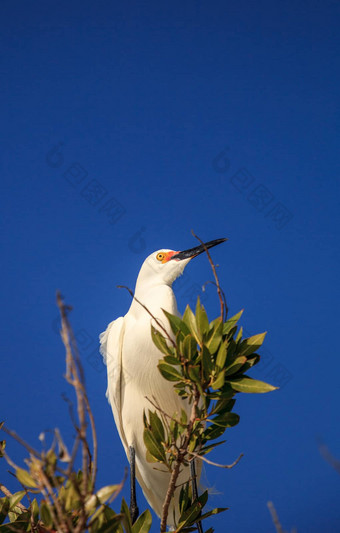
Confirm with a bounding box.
[171,238,227,261]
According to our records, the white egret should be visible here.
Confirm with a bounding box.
[100,238,226,528]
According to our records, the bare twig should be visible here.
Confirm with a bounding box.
[188,450,243,469]
[38,465,72,532]
[0,483,26,511]
[191,230,228,320]
[2,426,40,460]
[318,440,340,475]
[56,291,98,494]
[117,286,176,348]
[267,501,285,533]
[202,279,228,320]
[146,396,184,428]
[0,441,19,471]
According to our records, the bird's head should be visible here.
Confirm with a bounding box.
[135,238,227,290]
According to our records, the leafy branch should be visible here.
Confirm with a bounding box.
[0,293,151,533]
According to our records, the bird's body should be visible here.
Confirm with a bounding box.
[100,239,226,527]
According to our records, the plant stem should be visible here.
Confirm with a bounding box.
[160,388,200,531]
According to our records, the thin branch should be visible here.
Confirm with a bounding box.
[57,292,90,529]
[191,230,228,320]
[0,483,26,511]
[267,501,285,533]
[56,291,98,494]
[38,465,72,533]
[118,286,176,348]
[39,484,62,532]
[146,396,184,427]
[2,426,40,459]
[87,469,127,528]
[318,440,340,475]
[188,451,243,469]
[202,280,228,320]
[0,442,20,471]
[83,394,98,490]
[160,388,200,532]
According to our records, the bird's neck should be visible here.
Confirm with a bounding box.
[130,282,178,320]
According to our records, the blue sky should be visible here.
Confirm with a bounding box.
[1,1,339,531]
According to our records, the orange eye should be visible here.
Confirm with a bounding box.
[156,252,165,262]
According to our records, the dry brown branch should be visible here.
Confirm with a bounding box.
[0,441,19,471]
[191,230,228,320]
[146,396,183,427]
[2,426,40,460]
[117,286,176,348]
[56,291,98,495]
[318,440,340,475]
[188,450,243,469]
[0,483,26,511]
[202,279,228,319]
[38,464,72,532]
[267,501,285,533]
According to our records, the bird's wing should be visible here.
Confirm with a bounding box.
[99,317,128,450]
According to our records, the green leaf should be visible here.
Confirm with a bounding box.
[149,410,165,443]
[164,355,180,365]
[95,514,123,533]
[64,480,81,512]
[177,491,209,531]
[4,511,31,529]
[203,423,225,440]
[199,507,228,521]
[197,489,208,507]
[9,492,25,511]
[0,498,9,525]
[239,333,267,356]
[241,354,260,372]
[182,305,201,344]
[143,428,166,463]
[216,341,227,369]
[31,499,39,522]
[40,502,53,528]
[169,418,179,442]
[206,319,223,353]
[188,365,201,383]
[199,440,226,455]
[235,326,243,343]
[211,369,225,390]
[225,356,247,376]
[131,509,152,533]
[151,326,173,355]
[86,484,122,514]
[8,510,22,523]
[179,409,187,428]
[223,310,243,334]
[228,376,278,393]
[120,498,132,533]
[202,345,213,378]
[195,298,209,336]
[179,482,191,515]
[211,412,240,428]
[182,335,197,362]
[15,468,38,488]
[163,310,190,336]
[212,398,235,415]
[177,501,201,531]
[158,361,182,382]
